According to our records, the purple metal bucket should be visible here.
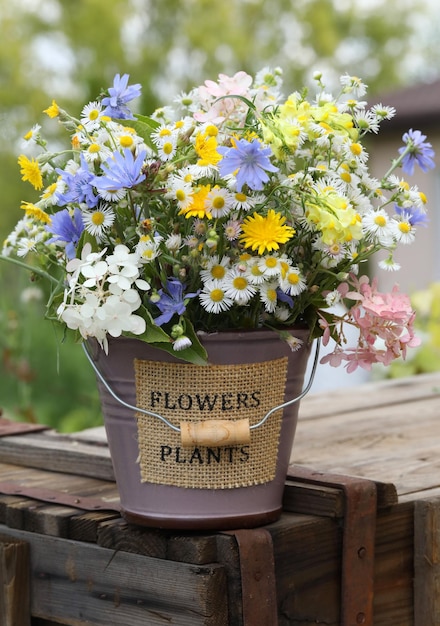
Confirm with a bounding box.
[86,328,314,529]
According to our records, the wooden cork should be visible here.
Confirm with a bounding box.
[180,418,251,448]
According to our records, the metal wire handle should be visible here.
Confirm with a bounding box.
[82,337,321,434]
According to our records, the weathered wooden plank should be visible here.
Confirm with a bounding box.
[293,392,440,499]
[0,533,30,626]
[67,510,120,544]
[414,497,440,626]
[299,372,440,420]
[0,432,113,480]
[166,532,219,565]
[282,480,345,517]
[97,517,167,559]
[0,525,228,626]
[372,502,414,626]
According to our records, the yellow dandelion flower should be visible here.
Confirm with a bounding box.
[240,209,295,255]
[20,201,51,224]
[17,155,43,190]
[43,100,60,118]
[195,132,222,167]
[179,185,212,219]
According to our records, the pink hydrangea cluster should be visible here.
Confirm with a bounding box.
[319,274,420,372]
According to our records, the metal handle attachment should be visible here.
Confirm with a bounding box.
[83,338,320,447]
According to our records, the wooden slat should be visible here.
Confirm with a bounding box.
[414,497,440,626]
[0,533,30,626]
[0,525,229,626]
[0,432,113,480]
[293,383,440,500]
[300,371,440,420]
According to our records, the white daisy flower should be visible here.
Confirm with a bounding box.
[391,217,416,245]
[81,101,105,131]
[279,267,307,296]
[165,233,182,252]
[166,176,194,210]
[200,255,230,281]
[362,209,394,245]
[224,268,256,305]
[232,191,256,212]
[259,281,279,313]
[158,139,177,161]
[378,254,401,271]
[199,280,233,313]
[82,204,115,238]
[137,235,162,263]
[258,254,283,277]
[173,336,193,351]
[205,186,234,218]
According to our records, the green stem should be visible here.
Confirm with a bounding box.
[0,255,59,285]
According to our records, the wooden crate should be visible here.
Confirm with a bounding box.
[0,371,439,625]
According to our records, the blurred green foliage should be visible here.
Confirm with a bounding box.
[383,284,440,379]
[0,0,435,429]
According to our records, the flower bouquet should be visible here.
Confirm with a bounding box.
[2,68,436,528]
[2,68,435,370]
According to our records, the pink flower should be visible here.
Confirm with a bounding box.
[319,273,420,371]
[195,71,253,123]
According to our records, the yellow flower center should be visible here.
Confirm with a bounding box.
[176,189,186,202]
[374,215,387,227]
[205,124,219,137]
[88,143,101,153]
[350,143,362,156]
[210,288,224,302]
[399,222,411,234]
[212,196,225,210]
[163,142,174,155]
[119,135,134,148]
[287,272,300,285]
[92,212,105,226]
[211,265,226,279]
[232,277,248,290]
[265,257,278,268]
[235,192,247,203]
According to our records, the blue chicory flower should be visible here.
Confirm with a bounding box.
[277,288,294,307]
[399,129,435,176]
[94,149,147,195]
[217,138,279,191]
[46,207,84,259]
[101,73,141,120]
[153,279,199,326]
[56,154,100,208]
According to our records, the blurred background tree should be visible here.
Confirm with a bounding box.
[1,0,438,429]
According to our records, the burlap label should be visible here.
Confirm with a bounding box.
[134,357,288,489]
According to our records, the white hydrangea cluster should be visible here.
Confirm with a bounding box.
[57,243,150,352]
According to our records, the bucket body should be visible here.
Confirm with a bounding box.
[89,328,311,529]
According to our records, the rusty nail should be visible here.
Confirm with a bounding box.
[356,612,366,624]
[358,546,367,559]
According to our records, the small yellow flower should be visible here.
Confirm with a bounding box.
[43,99,60,118]
[240,209,295,255]
[17,155,43,190]
[20,201,51,224]
[179,185,212,219]
[195,132,222,167]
